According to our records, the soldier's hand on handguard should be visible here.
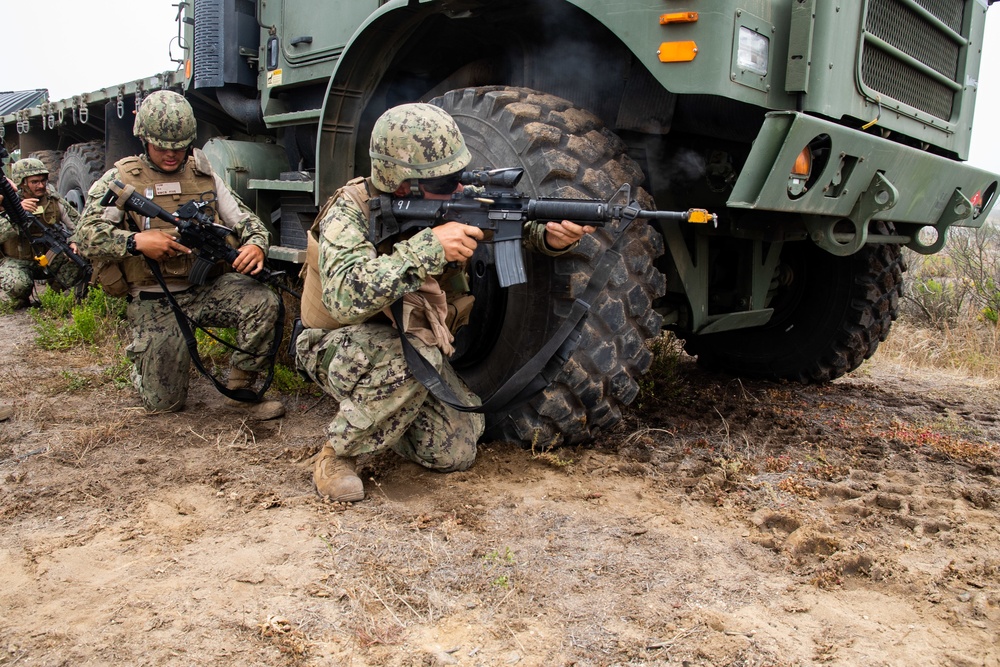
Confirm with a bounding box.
[544,220,596,250]
[134,229,192,261]
[233,244,266,276]
[432,221,485,263]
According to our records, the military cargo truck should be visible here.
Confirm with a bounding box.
[3,0,998,445]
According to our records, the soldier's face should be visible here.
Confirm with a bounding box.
[22,175,47,198]
[147,144,187,173]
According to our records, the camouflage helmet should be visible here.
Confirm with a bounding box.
[133,90,197,150]
[11,158,48,186]
[368,103,471,192]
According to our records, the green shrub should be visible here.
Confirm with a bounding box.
[32,285,128,350]
[195,327,238,371]
[271,363,316,394]
[635,332,685,409]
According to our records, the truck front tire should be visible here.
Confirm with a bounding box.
[433,86,666,446]
[681,224,905,382]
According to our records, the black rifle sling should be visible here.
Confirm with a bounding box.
[124,214,282,403]
[392,243,623,414]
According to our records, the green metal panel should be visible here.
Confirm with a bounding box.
[201,137,288,222]
[786,0,816,93]
[563,0,796,107]
[257,1,383,118]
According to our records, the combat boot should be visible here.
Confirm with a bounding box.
[313,447,364,502]
[224,368,285,420]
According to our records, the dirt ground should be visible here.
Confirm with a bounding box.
[1,308,999,667]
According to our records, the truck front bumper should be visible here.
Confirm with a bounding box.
[729,111,999,254]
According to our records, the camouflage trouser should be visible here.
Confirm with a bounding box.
[0,256,86,305]
[126,272,282,412]
[295,322,485,471]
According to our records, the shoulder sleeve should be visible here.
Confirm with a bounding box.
[50,191,80,228]
[74,168,132,261]
[212,173,270,251]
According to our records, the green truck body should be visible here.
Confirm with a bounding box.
[3,0,997,444]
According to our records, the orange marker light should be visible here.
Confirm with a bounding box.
[792,148,812,177]
[657,41,698,63]
[660,12,698,25]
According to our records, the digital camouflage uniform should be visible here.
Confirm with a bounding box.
[75,153,280,412]
[295,191,486,470]
[0,182,83,306]
[295,105,574,471]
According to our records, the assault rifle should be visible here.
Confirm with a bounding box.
[0,147,90,278]
[100,180,299,297]
[368,167,716,287]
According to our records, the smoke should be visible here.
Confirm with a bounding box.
[667,148,707,184]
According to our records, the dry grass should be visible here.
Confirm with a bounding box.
[874,317,1000,381]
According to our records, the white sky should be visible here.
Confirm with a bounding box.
[3,1,999,175]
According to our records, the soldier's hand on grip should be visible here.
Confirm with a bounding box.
[432,221,484,263]
[134,229,191,261]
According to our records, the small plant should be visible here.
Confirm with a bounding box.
[38,287,76,318]
[483,547,516,565]
[482,547,516,589]
[530,435,574,467]
[102,354,134,390]
[60,370,92,391]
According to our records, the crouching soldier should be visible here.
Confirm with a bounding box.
[75,90,285,419]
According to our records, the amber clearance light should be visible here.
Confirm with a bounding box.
[658,41,698,62]
[658,11,698,63]
[660,12,698,25]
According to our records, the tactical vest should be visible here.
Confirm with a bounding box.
[299,177,474,336]
[115,151,220,289]
[298,178,370,329]
[1,190,62,260]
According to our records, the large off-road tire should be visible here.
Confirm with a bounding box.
[57,142,106,212]
[433,86,667,446]
[28,149,64,186]
[681,222,905,382]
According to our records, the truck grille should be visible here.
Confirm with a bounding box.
[861,0,965,121]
